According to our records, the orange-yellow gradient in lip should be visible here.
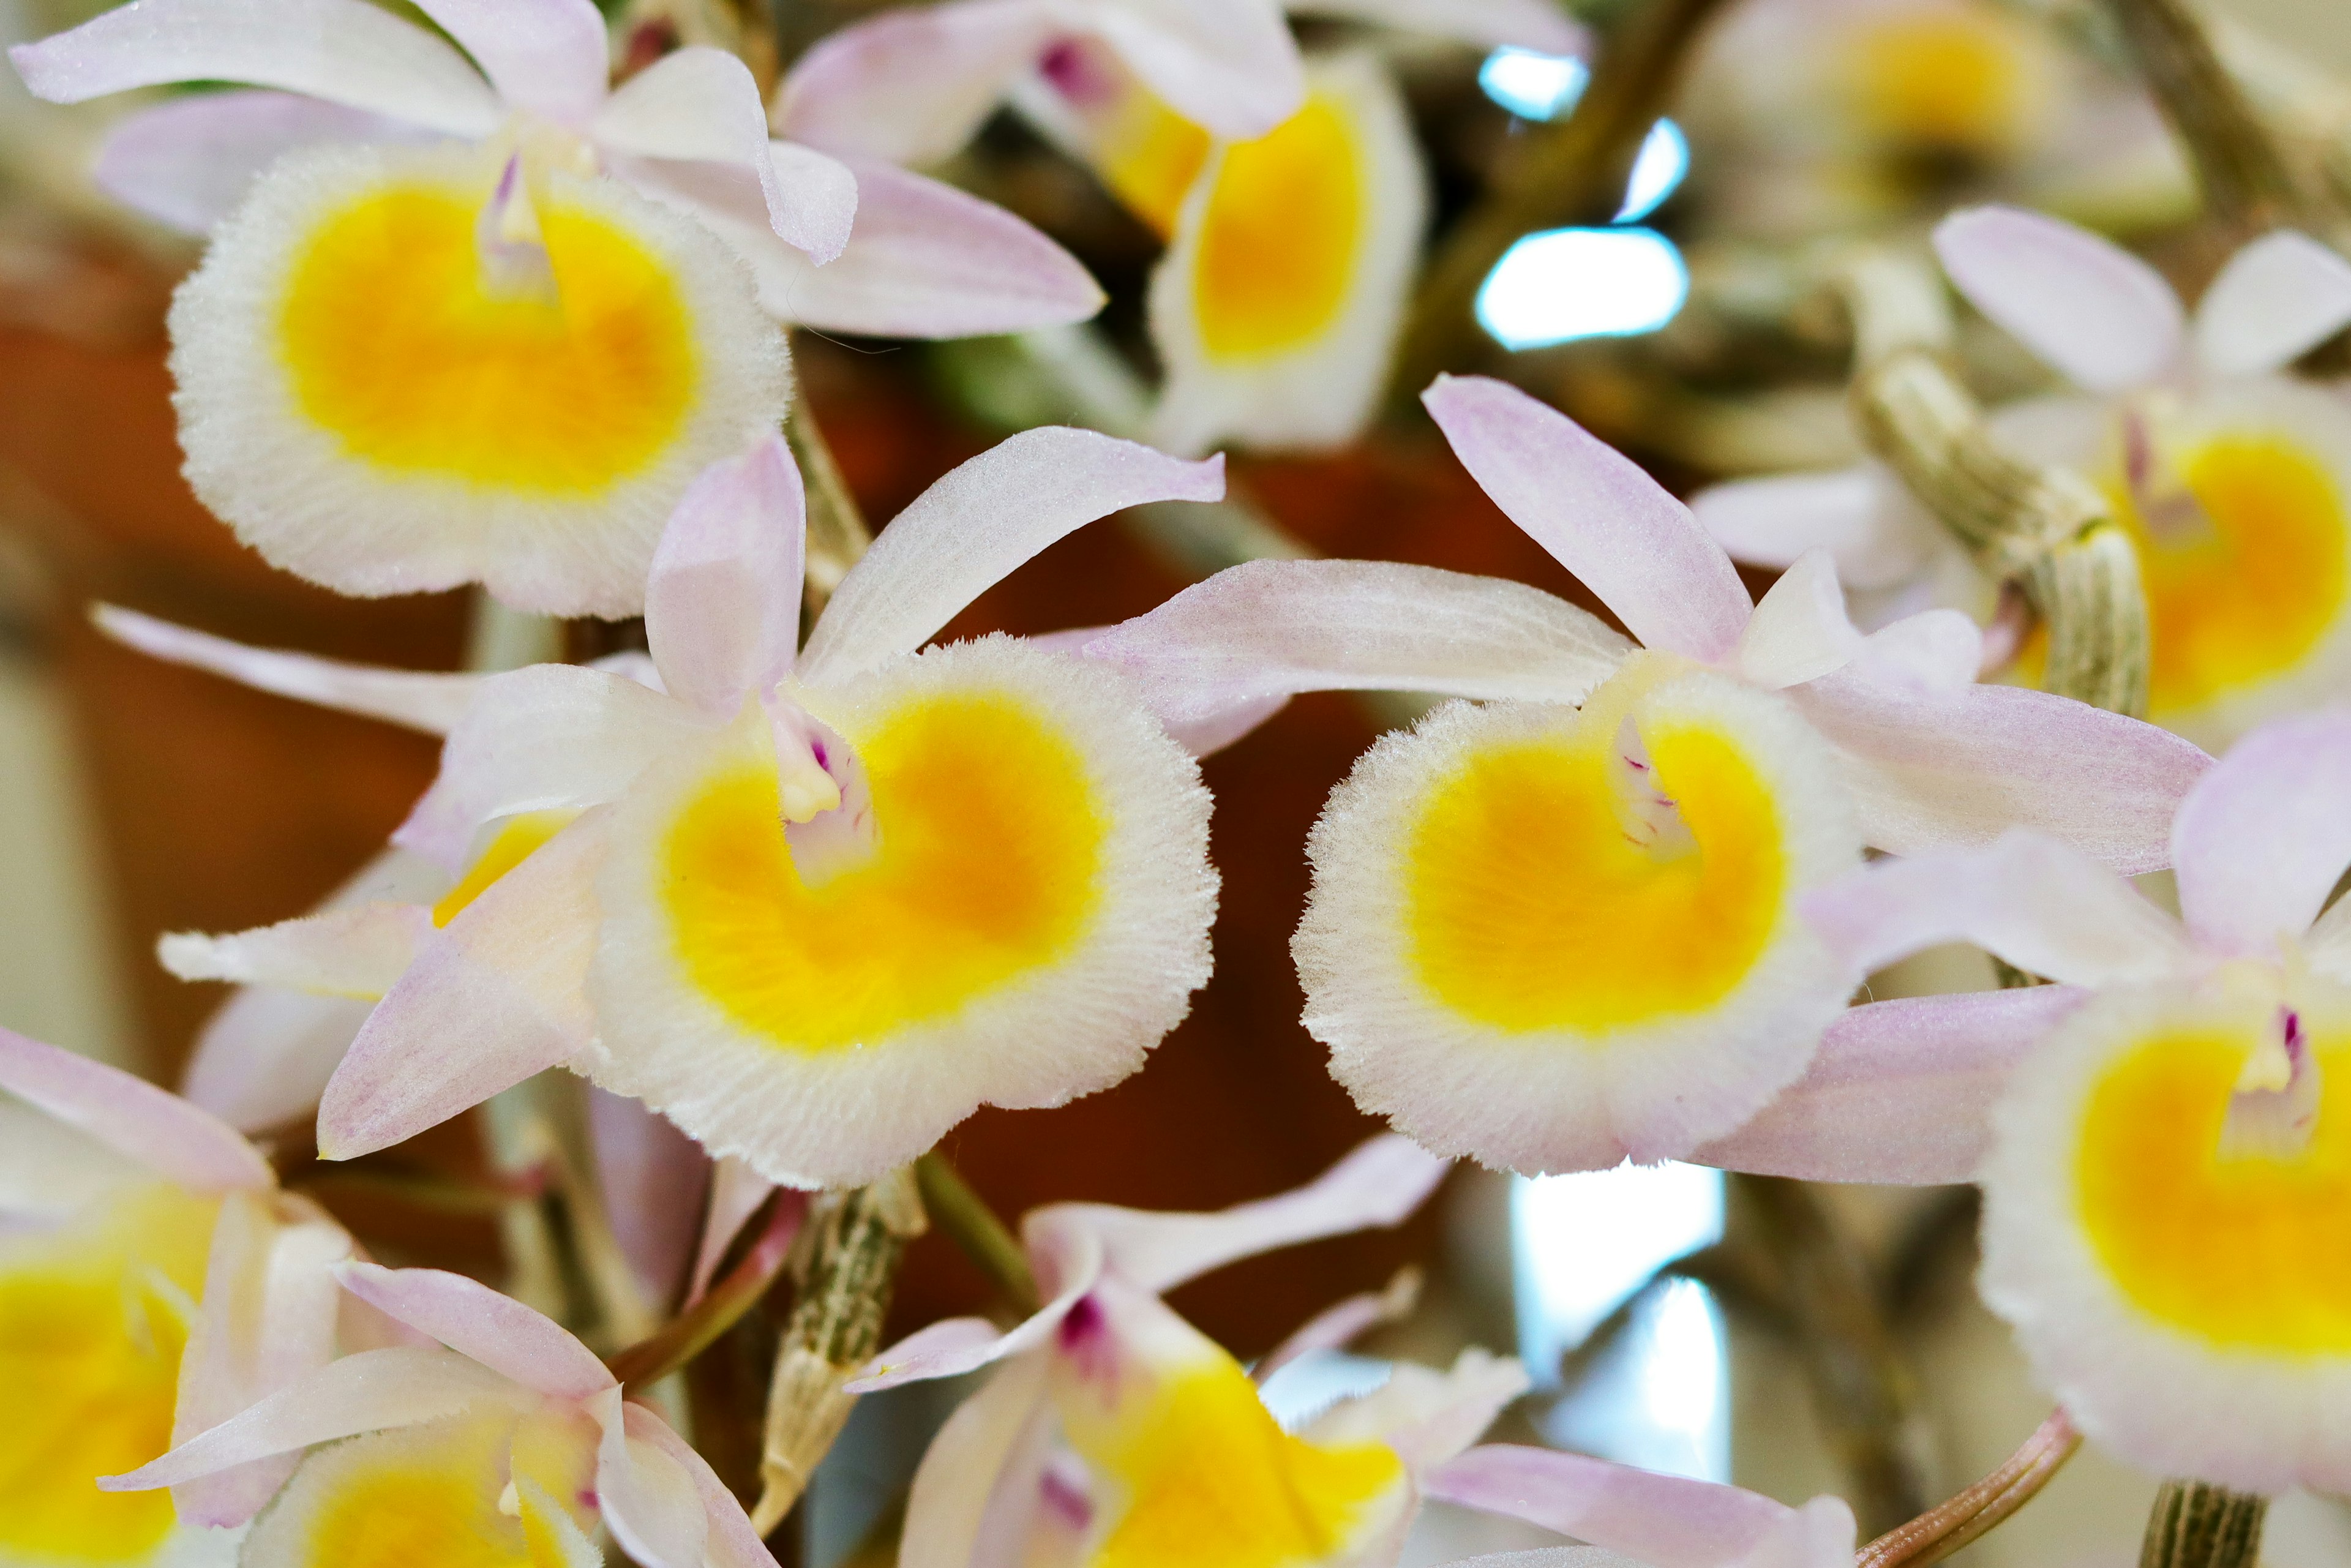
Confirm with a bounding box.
[662,690,1106,1052]
[1192,94,1364,362]
[279,174,697,493]
[0,1184,217,1562]
[434,809,583,928]
[1076,1349,1406,1568]
[1100,94,1213,239]
[294,1415,564,1568]
[1405,705,1787,1033]
[2105,433,2351,722]
[1842,10,2036,157]
[2075,1019,2351,1352]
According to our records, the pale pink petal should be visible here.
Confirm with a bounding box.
[857,1223,1104,1393]
[159,902,430,997]
[318,812,608,1159]
[599,50,847,255]
[8,0,502,135]
[1801,831,2192,986]
[590,1089,710,1313]
[1079,559,1631,726]
[1693,987,2088,1184]
[1291,0,1589,53]
[2192,231,2351,378]
[94,90,438,234]
[1255,1272,1420,1384]
[1693,466,1938,593]
[335,1261,614,1398]
[170,1193,351,1525]
[1422,375,1753,662]
[1166,693,1290,756]
[1315,1349,1529,1472]
[0,1024,271,1193]
[396,664,710,868]
[739,156,1104,337]
[1042,1131,1449,1296]
[623,1405,774,1568]
[592,1395,710,1568]
[99,1345,514,1491]
[800,430,1224,683]
[899,1353,1056,1568]
[1847,610,1982,694]
[1092,0,1303,140]
[2169,710,2351,957]
[1733,549,1862,690]
[1933,206,2184,392]
[1425,1445,1845,1568]
[1788,665,2212,873]
[772,0,1061,163]
[95,604,482,735]
[182,987,373,1134]
[686,1156,779,1306]
[407,0,610,126]
[644,437,805,718]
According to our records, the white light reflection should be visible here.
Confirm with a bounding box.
[1475,227,1690,350]
[1512,1164,1729,1482]
[1478,47,1590,121]
[1618,120,1690,223]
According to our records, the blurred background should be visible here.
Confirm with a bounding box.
[5,0,2351,1562]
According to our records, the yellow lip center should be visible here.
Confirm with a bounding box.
[1842,10,2039,157]
[277,163,698,494]
[659,689,1106,1051]
[1404,666,1790,1033]
[2074,1009,2351,1352]
[1192,93,1365,362]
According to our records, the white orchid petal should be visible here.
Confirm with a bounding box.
[645,437,806,717]
[1933,206,2184,392]
[1734,549,1863,689]
[2170,710,2351,957]
[773,0,1062,163]
[94,91,438,235]
[0,1024,271,1193]
[2193,230,2351,378]
[407,0,610,125]
[95,605,482,735]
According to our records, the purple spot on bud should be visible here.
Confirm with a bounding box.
[1039,1464,1093,1528]
[1038,37,1114,104]
[811,738,830,771]
[1057,1293,1104,1349]
[2283,1007,2308,1066]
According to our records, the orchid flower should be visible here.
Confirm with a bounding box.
[1792,708,2351,1493]
[1698,208,2351,747]
[774,0,1583,168]
[1083,373,2209,1176]
[1425,1444,1856,1568]
[137,426,1232,1190]
[9,0,1104,617]
[102,1261,767,1568]
[857,1135,1529,1568]
[0,1026,356,1553]
[782,4,1580,456]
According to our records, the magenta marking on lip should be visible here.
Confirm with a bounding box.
[1039,1464,1093,1528]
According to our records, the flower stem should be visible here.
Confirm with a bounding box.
[914,1152,1041,1317]
[1855,1409,2080,1568]
[607,1195,804,1391]
[2138,1480,2269,1568]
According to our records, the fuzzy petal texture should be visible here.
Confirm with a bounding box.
[318,812,608,1159]
[1788,664,2211,873]
[1693,986,2088,1184]
[1148,50,1427,456]
[169,141,793,618]
[100,1345,519,1491]
[719,156,1106,337]
[1801,830,2193,986]
[397,663,713,868]
[800,430,1223,683]
[2170,708,2351,959]
[772,0,1063,163]
[2192,230,2351,379]
[1425,1446,1856,1568]
[336,1261,615,1399]
[1424,375,1753,662]
[644,435,805,718]
[410,0,610,125]
[1300,662,1861,1174]
[583,636,1217,1188]
[1041,1132,1448,1296]
[0,1024,272,1194]
[96,604,482,735]
[9,0,503,134]
[159,902,432,999]
[1082,558,1632,724]
[95,89,440,236]
[1933,205,2183,392]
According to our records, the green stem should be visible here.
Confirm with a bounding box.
[2138,1480,2269,1568]
[607,1195,804,1391]
[915,1152,1041,1317]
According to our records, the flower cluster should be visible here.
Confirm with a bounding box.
[6,1,2351,1566]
